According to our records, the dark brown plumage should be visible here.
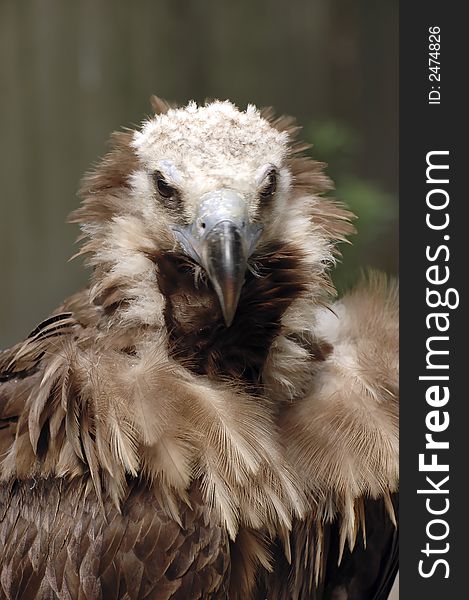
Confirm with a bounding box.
[155,242,312,384]
[0,98,398,599]
[0,479,230,599]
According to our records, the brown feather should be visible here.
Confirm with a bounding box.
[150,95,177,115]
[0,479,230,600]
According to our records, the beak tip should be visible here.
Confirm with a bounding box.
[223,315,235,328]
[221,303,238,328]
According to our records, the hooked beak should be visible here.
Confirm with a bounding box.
[172,189,263,326]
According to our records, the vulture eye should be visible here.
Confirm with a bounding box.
[153,172,176,199]
[260,169,277,200]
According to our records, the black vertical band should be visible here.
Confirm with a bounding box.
[400,2,467,596]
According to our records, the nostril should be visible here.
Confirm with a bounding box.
[200,221,206,229]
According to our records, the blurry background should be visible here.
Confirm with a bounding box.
[0,1,398,596]
[0,0,398,346]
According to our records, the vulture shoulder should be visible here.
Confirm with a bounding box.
[262,274,399,599]
[0,291,94,473]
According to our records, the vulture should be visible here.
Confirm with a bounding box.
[0,97,398,600]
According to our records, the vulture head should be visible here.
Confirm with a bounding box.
[72,98,354,380]
[134,101,292,326]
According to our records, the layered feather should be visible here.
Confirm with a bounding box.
[263,273,399,588]
[1,321,307,540]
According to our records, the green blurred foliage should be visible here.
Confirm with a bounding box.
[305,119,398,291]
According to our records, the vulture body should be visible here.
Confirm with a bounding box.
[0,98,398,599]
